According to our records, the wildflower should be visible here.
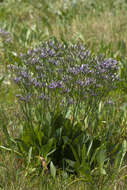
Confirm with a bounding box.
[8,39,119,120]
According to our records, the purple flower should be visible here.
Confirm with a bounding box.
[13,77,22,83]
[77,80,84,86]
[21,71,28,78]
[68,98,73,104]
[8,64,19,71]
[48,81,63,89]
[5,38,12,43]
[49,40,55,47]
[34,81,41,88]
[38,93,49,100]
[16,94,31,102]
[57,81,64,88]
[80,64,85,71]
[49,81,58,89]
[62,88,71,93]
[49,49,56,56]
[33,48,39,53]
[49,59,59,65]
[27,50,32,56]
[68,67,80,75]
[31,58,37,64]
[40,51,45,58]
[20,53,24,58]
[36,66,43,70]
[0,28,10,37]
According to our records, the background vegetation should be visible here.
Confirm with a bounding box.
[0,0,127,189]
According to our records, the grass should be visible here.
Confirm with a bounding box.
[0,0,127,189]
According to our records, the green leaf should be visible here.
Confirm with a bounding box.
[1,124,12,147]
[28,147,32,165]
[120,140,127,167]
[69,143,80,166]
[100,168,106,175]
[50,161,56,179]
[47,148,56,157]
[15,138,28,154]
[79,164,92,181]
[0,76,4,85]
[87,140,93,158]
[22,123,36,147]
[64,159,76,168]
[0,145,22,155]
[96,148,106,168]
[90,143,106,168]
[115,140,127,169]
[26,29,31,40]
[81,144,86,165]
[41,138,56,157]
[34,126,44,146]
[62,136,70,144]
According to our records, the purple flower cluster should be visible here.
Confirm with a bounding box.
[0,28,9,37]
[16,94,31,102]
[0,28,12,43]
[8,39,119,118]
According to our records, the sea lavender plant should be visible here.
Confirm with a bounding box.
[8,39,119,125]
